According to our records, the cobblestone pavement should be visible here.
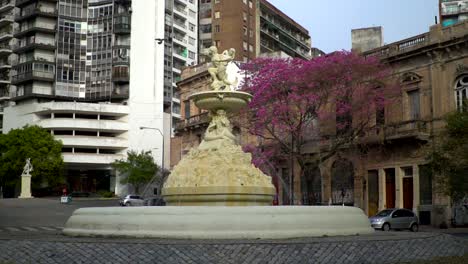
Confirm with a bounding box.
[0,232,466,264]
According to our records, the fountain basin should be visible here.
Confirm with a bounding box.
[63,206,374,239]
[162,186,276,206]
[189,91,252,113]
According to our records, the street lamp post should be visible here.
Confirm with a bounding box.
[139,126,164,170]
[140,126,165,196]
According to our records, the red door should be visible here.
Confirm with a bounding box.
[403,178,414,210]
[385,169,395,208]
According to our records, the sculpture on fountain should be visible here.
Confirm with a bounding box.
[204,46,238,91]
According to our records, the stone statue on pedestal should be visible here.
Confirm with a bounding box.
[19,158,33,198]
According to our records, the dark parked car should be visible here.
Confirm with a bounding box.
[144,196,166,206]
[369,208,419,232]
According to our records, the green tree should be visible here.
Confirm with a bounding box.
[111,150,160,194]
[0,125,64,194]
[427,110,468,201]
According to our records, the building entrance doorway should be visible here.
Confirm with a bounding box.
[385,168,395,208]
[403,177,414,210]
[367,170,379,216]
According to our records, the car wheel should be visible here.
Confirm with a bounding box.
[125,202,131,206]
[410,223,419,232]
[382,223,391,231]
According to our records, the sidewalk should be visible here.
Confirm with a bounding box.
[420,225,468,234]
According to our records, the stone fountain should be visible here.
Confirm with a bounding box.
[63,47,373,239]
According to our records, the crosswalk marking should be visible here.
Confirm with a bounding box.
[21,227,37,231]
[38,226,56,231]
[0,226,62,232]
[4,227,21,232]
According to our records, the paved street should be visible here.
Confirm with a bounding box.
[0,198,118,228]
[0,198,466,263]
[0,232,466,264]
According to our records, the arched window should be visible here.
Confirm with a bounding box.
[455,75,468,111]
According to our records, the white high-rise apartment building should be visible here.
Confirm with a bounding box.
[164,0,198,132]
[2,0,167,196]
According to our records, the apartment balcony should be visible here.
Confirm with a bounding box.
[15,8,58,22]
[174,112,210,132]
[0,71,9,83]
[114,14,131,34]
[0,14,13,27]
[11,70,55,85]
[114,0,132,4]
[260,15,310,50]
[384,120,430,141]
[38,118,128,133]
[14,24,56,38]
[112,67,129,83]
[0,86,9,100]
[173,35,187,46]
[13,40,55,53]
[174,0,187,6]
[0,28,12,42]
[173,6,187,17]
[63,153,124,165]
[0,0,14,13]
[16,0,57,8]
[0,42,11,56]
[56,135,128,150]
[0,61,11,70]
[173,20,187,31]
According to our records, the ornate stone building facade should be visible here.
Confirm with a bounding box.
[306,21,468,226]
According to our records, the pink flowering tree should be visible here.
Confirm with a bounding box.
[239,51,398,204]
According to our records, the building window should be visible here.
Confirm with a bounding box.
[249,44,253,52]
[243,41,248,51]
[215,40,221,47]
[189,23,195,32]
[214,11,220,19]
[189,51,195,59]
[200,24,212,33]
[243,12,247,22]
[455,75,468,111]
[214,25,220,33]
[249,0,253,8]
[184,100,190,119]
[215,0,220,3]
[243,26,247,36]
[407,89,420,120]
[243,0,247,4]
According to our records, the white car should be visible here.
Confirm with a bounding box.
[119,195,144,206]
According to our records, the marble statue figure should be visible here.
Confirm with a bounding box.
[204,46,238,91]
[22,158,33,176]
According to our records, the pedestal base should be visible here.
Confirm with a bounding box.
[19,175,32,199]
[63,206,374,239]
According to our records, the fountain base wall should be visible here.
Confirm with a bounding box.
[63,206,374,239]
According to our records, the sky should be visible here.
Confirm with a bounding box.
[267,0,439,53]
